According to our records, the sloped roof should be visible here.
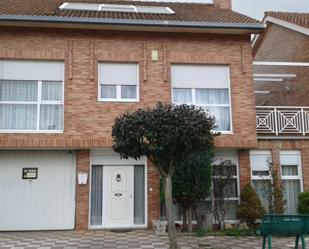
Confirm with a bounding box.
[0,0,261,25]
[266,11,309,28]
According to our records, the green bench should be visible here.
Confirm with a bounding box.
[257,214,309,249]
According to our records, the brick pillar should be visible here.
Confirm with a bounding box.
[301,148,309,191]
[75,149,90,230]
[238,149,251,190]
[147,159,160,227]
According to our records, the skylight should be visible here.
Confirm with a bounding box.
[59,3,175,14]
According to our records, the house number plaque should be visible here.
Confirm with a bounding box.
[22,168,38,180]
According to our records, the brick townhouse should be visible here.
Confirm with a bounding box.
[253,12,309,214]
[0,0,265,231]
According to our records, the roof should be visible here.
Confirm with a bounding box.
[265,11,309,29]
[0,0,264,32]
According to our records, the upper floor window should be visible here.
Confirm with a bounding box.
[98,63,139,102]
[171,64,232,132]
[0,60,64,133]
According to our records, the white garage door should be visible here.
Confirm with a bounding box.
[0,150,76,231]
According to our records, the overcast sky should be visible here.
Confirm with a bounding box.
[139,0,309,20]
[233,0,309,20]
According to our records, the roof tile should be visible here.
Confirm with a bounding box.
[266,11,309,28]
[0,0,261,24]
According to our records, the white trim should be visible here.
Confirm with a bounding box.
[254,90,270,94]
[97,63,140,103]
[89,149,148,229]
[254,78,283,82]
[253,74,297,78]
[253,61,309,67]
[279,150,304,205]
[252,16,309,48]
[170,65,233,133]
[264,16,309,36]
[0,77,64,133]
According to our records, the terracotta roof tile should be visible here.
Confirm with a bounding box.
[266,11,309,28]
[0,0,261,25]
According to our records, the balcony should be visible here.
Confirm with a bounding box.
[256,106,309,137]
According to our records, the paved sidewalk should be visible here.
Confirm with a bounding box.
[0,230,307,249]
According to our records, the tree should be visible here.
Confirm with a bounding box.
[261,160,286,214]
[112,103,217,249]
[212,160,235,230]
[237,184,265,229]
[298,192,309,214]
[172,150,213,232]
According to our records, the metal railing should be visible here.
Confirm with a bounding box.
[256,106,309,136]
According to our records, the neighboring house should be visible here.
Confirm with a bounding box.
[0,0,264,231]
[252,12,309,214]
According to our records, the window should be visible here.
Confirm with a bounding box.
[280,151,303,214]
[98,63,139,102]
[0,60,64,133]
[59,3,175,14]
[171,65,232,132]
[250,150,272,212]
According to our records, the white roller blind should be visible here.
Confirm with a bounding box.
[99,63,139,85]
[280,152,300,165]
[171,64,230,89]
[250,151,272,171]
[0,60,64,81]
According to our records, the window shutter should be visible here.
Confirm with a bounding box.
[99,63,139,85]
[171,64,229,89]
[1,60,64,81]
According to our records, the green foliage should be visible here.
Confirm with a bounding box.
[112,102,217,249]
[298,192,309,214]
[112,102,217,176]
[193,228,208,237]
[237,184,266,228]
[173,150,213,208]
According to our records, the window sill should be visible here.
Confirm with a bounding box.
[0,130,64,134]
[97,98,139,103]
[212,131,234,135]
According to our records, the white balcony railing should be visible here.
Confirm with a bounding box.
[256,106,309,136]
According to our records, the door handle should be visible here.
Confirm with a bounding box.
[115,193,122,197]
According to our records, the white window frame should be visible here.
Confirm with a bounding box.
[0,80,64,133]
[89,149,148,229]
[250,150,272,181]
[279,150,303,191]
[171,64,234,134]
[98,63,140,103]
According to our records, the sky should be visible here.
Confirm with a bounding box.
[139,0,309,20]
[233,0,309,20]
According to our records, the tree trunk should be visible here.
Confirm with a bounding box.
[188,206,193,232]
[164,175,178,249]
[182,208,187,232]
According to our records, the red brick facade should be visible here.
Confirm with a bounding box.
[0,26,258,230]
[0,28,257,149]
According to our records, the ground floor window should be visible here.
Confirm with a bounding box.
[280,151,303,214]
[250,150,272,212]
[160,150,239,223]
[250,150,303,214]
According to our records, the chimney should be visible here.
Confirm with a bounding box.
[213,0,232,9]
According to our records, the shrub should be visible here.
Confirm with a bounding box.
[237,184,265,228]
[298,192,309,214]
[221,228,255,236]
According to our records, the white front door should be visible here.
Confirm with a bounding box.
[103,166,134,227]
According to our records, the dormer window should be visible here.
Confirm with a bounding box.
[59,2,175,14]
